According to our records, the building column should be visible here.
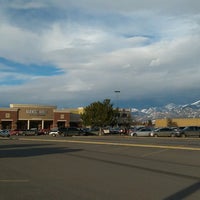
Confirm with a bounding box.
[27,120,30,129]
[42,120,44,129]
[12,121,17,130]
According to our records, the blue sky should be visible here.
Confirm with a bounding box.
[0,0,200,109]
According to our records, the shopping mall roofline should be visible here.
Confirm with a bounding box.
[10,104,57,109]
[0,108,19,111]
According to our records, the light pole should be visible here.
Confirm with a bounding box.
[114,90,120,127]
[114,90,120,108]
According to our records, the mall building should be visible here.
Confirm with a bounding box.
[0,104,83,130]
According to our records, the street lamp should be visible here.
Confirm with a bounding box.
[114,90,120,127]
[114,90,120,108]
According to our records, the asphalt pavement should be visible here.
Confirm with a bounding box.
[0,136,200,200]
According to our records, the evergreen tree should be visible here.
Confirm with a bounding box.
[81,99,115,127]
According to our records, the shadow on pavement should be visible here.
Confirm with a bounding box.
[164,181,200,200]
[0,143,52,149]
[0,142,82,158]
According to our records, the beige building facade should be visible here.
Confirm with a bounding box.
[0,104,82,130]
[155,118,200,128]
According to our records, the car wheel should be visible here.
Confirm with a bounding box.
[181,133,186,138]
[134,133,137,137]
[154,134,158,137]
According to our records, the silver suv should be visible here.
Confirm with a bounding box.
[150,127,176,137]
[176,126,200,137]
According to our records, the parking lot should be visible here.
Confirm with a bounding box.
[1,136,200,200]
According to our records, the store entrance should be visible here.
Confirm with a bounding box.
[30,120,42,129]
[57,121,66,128]
[1,121,12,129]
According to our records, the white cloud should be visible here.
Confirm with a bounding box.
[0,23,42,63]
[0,0,200,108]
[52,0,200,14]
[42,23,107,52]
[8,1,47,9]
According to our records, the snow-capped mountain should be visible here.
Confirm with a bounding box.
[191,100,200,106]
[131,100,200,121]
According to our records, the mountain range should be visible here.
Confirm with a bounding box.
[131,100,200,122]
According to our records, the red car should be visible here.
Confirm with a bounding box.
[9,129,23,136]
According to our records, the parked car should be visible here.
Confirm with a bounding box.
[80,128,97,136]
[58,127,83,136]
[150,127,176,137]
[109,127,124,135]
[102,127,110,135]
[128,126,145,135]
[175,126,200,137]
[131,127,153,137]
[22,128,38,136]
[0,129,10,137]
[49,128,60,137]
[39,129,50,135]
[36,129,47,135]
[9,129,24,136]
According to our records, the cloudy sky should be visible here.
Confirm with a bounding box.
[0,0,200,109]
